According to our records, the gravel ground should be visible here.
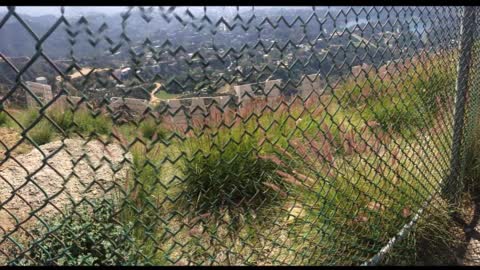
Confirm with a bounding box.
[452,196,480,265]
[0,138,132,233]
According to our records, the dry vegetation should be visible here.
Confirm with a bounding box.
[0,52,464,265]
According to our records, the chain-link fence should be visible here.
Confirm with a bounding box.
[0,6,477,265]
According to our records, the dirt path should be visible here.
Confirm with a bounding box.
[451,195,480,265]
[458,225,480,265]
[149,82,162,107]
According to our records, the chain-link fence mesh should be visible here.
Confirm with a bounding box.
[0,6,477,265]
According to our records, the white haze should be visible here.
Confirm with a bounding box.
[7,6,318,18]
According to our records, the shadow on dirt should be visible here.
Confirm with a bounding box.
[451,194,480,265]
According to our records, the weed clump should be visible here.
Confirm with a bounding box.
[73,110,112,136]
[139,118,165,140]
[181,129,286,216]
[47,106,112,136]
[48,107,74,134]
[12,202,139,266]
[0,111,7,126]
[117,143,168,265]
[362,95,426,133]
[380,197,462,265]
[22,109,41,127]
[28,120,54,145]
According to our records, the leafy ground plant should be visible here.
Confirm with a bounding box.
[0,111,7,126]
[11,201,139,266]
[139,118,166,140]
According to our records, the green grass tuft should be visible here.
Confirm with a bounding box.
[0,111,7,126]
[47,107,74,134]
[180,126,286,217]
[139,118,166,140]
[73,110,112,136]
[28,120,54,146]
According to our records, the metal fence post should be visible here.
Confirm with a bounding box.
[444,6,476,204]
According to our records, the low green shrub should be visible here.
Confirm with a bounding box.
[117,143,169,265]
[13,201,139,266]
[414,64,456,117]
[48,107,74,134]
[21,109,40,127]
[338,56,455,136]
[73,110,112,135]
[181,127,286,216]
[28,120,54,145]
[128,146,161,215]
[0,111,7,126]
[139,118,165,140]
[47,107,112,136]
[362,94,426,133]
[380,197,462,265]
[337,74,384,108]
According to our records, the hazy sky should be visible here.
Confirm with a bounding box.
[10,7,129,16]
[6,6,316,17]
